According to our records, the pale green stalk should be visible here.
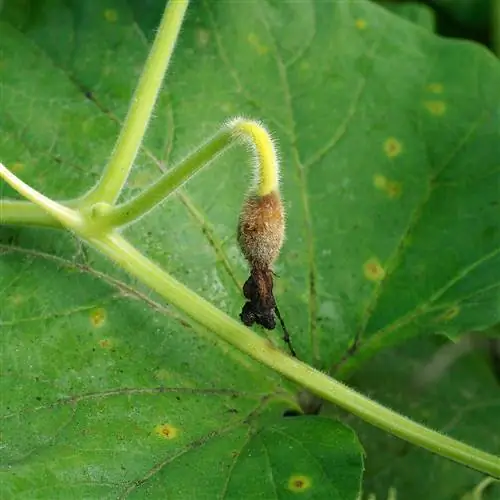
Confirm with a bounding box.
[0,199,62,227]
[100,118,279,228]
[0,164,82,229]
[101,128,233,227]
[82,0,189,206]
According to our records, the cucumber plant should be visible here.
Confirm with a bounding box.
[1,0,499,498]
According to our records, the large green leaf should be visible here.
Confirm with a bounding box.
[1,0,499,496]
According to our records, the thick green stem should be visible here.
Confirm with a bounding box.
[82,0,189,206]
[86,232,500,478]
[102,128,233,227]
[101,118,280,228]
[0,200,61,227]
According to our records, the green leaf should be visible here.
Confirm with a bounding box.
[344,336,500,499]
[1,0,499,495]
[0,242,363,497]
[140,416,363,499]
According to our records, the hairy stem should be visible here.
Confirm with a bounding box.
[0,199,63,227]
[0,118,280,230]
[101,128,233,227]
[0,164,82,228]
[229,118,280,196]
[82,0,189,206]
[101,118,279,227]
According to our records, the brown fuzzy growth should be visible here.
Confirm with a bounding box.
[237,190,284,270]
[237,190,284,332]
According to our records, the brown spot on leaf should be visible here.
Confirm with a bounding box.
[364,258,386,282]
[384,137,403,158]
[154,424,178,440]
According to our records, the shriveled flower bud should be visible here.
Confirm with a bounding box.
[229,118,290,346]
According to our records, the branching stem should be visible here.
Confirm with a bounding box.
[100,118,279,228]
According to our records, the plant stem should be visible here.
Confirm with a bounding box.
[0,164,82,228]
[228,118,280,196]
[0,200,61,227]
[96,118,280,228]
[0,116,280,229]
[82,0,190,206]
[87,232,500,478]
[102,128,233,227]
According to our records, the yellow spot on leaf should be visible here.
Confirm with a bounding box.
[355,18,367,30]
[373,175,402,199]
[424,100,446,116]
[197,29,210,47]
[247,33,269,55]
[10,163,24,173]
[155,369,171,381]
[364,258,386,282]
[374,174,388,189]
[426,82,443,94]
[384,137,402,158]
[437,305,460,322]
[90,308,106,327]
[288,475,312,493]
[300,61,310,71]
[386,180,402,199]
[154,423,178,440]
[98,338,113,349]
[104,9,118,23]
[9,294,24,305]
[128,170,157,189]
